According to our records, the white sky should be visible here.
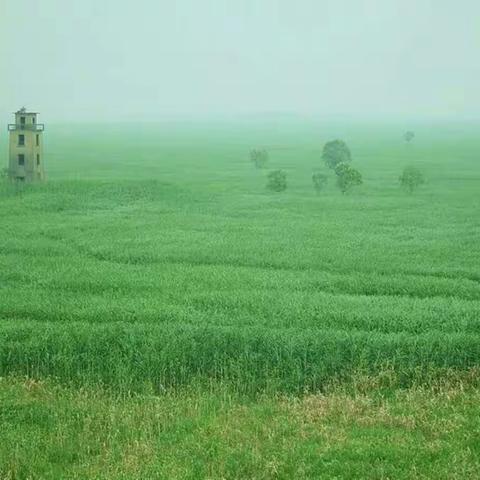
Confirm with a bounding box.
[1,0,479,122]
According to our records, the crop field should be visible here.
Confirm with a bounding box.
[1,119,480,477]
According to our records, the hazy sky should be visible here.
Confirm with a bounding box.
[1,0,479,122]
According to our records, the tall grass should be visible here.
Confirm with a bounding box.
[1,320,479,394]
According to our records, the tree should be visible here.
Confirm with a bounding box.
[334,163,362,194]
[267,170,287,192]
[312,172,328,193]
[399,166,424,193]
[250,149,269,169]
[322,140,352,170]
[0,168,8,180]
[403,131,415,143]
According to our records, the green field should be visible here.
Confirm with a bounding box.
[1,119,480,477]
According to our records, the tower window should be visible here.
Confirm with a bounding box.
[18,134,25,146]
[37,154,40,166]
[36,134,39,146]
[18,154,25,166]
[32,117,36,124]
[20,117,26,125]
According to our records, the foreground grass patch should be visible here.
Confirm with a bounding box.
[1,376,479,479]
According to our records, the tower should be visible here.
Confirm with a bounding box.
[7,107,45,182]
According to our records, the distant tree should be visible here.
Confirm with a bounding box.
[312,172,328,193]
[334,163,362,194]
[403,131,415,143]
[0,168,8,180]
[399,166,424,193]
[322,140,352,170]
[250,149,269,169]
[267,170,287,192]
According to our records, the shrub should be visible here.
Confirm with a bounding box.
[322,140,352,170]
[267,170,287,192]
[335,163,362,194]
[312,172,328,193]
[399,166,424,193]
[250,149,269,169]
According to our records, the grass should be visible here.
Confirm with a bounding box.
[1,118,480,476]
[1,374,480,479]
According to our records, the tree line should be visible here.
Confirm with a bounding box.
[251,132,424,194]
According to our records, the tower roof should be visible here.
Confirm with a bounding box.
[14,107,39,114]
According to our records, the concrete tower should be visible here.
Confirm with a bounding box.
[7,107,45,182]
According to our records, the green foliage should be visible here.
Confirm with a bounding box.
[312,172,328,193]
[322,139,352,169]
[250,148,269,169]
[266,169,287,192]
[334,162,363,193]
[403,131,415,143]
[0,167,8,179]
[399,166,424,193]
